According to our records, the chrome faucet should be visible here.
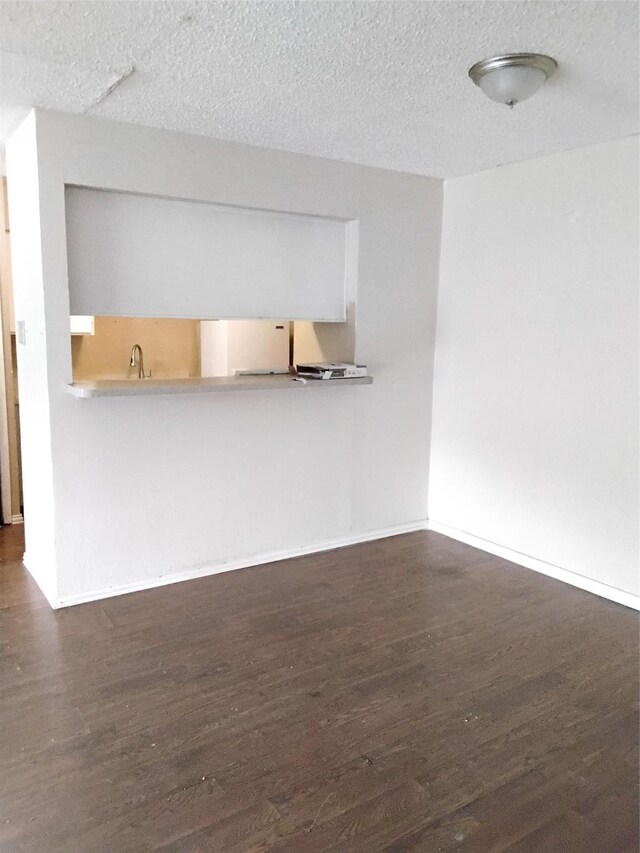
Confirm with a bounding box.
[129,344,148,379]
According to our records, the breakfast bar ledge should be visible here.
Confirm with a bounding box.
[67,374,373,398]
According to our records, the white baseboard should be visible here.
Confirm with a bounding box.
[52,519,429,609]
[11,514,23,524]
[427,520,640,611]
[34,517,639,612]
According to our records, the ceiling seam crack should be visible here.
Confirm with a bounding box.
[85,65,136,113]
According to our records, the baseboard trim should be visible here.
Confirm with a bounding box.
[11,514,24,524]
[53,519,429,609]
[427,520,640,611]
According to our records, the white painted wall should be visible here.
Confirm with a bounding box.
[7,110,442,606]
[430,137,639,599]
[5,113,58,603]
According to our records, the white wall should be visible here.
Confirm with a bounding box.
[7,110,442,606]
[430,137,639,601]
[5,113,59,603]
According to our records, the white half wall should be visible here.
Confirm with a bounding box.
[429,136,639,599]
[7,110,442,606]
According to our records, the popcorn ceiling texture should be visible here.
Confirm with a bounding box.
[0,0,638,177]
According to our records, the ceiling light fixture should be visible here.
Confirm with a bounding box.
[468,53,557,109]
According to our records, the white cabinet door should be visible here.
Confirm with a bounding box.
[70,315,95,335]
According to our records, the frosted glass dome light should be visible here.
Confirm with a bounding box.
[469,53,557,108]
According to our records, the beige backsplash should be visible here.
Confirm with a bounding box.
[293,302,356,365]
[72,317,201,380]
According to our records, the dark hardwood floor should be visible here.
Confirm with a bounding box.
[1,524,638,852]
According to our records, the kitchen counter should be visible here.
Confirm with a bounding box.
[67,374,373,398]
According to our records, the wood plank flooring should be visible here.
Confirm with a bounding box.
[1,525,638,852]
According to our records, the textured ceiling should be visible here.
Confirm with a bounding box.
[0,1,638,178]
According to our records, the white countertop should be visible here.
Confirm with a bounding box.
[67,374,373,398]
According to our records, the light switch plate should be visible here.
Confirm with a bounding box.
[16,320,26,345]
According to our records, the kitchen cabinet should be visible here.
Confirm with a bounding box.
[70,315,95,335]
[66,187,353,323]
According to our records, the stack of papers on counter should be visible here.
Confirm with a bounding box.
[296,363,368,380]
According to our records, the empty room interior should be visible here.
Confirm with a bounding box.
[0,1,638,851]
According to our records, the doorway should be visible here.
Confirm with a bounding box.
[0,177,23,527]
